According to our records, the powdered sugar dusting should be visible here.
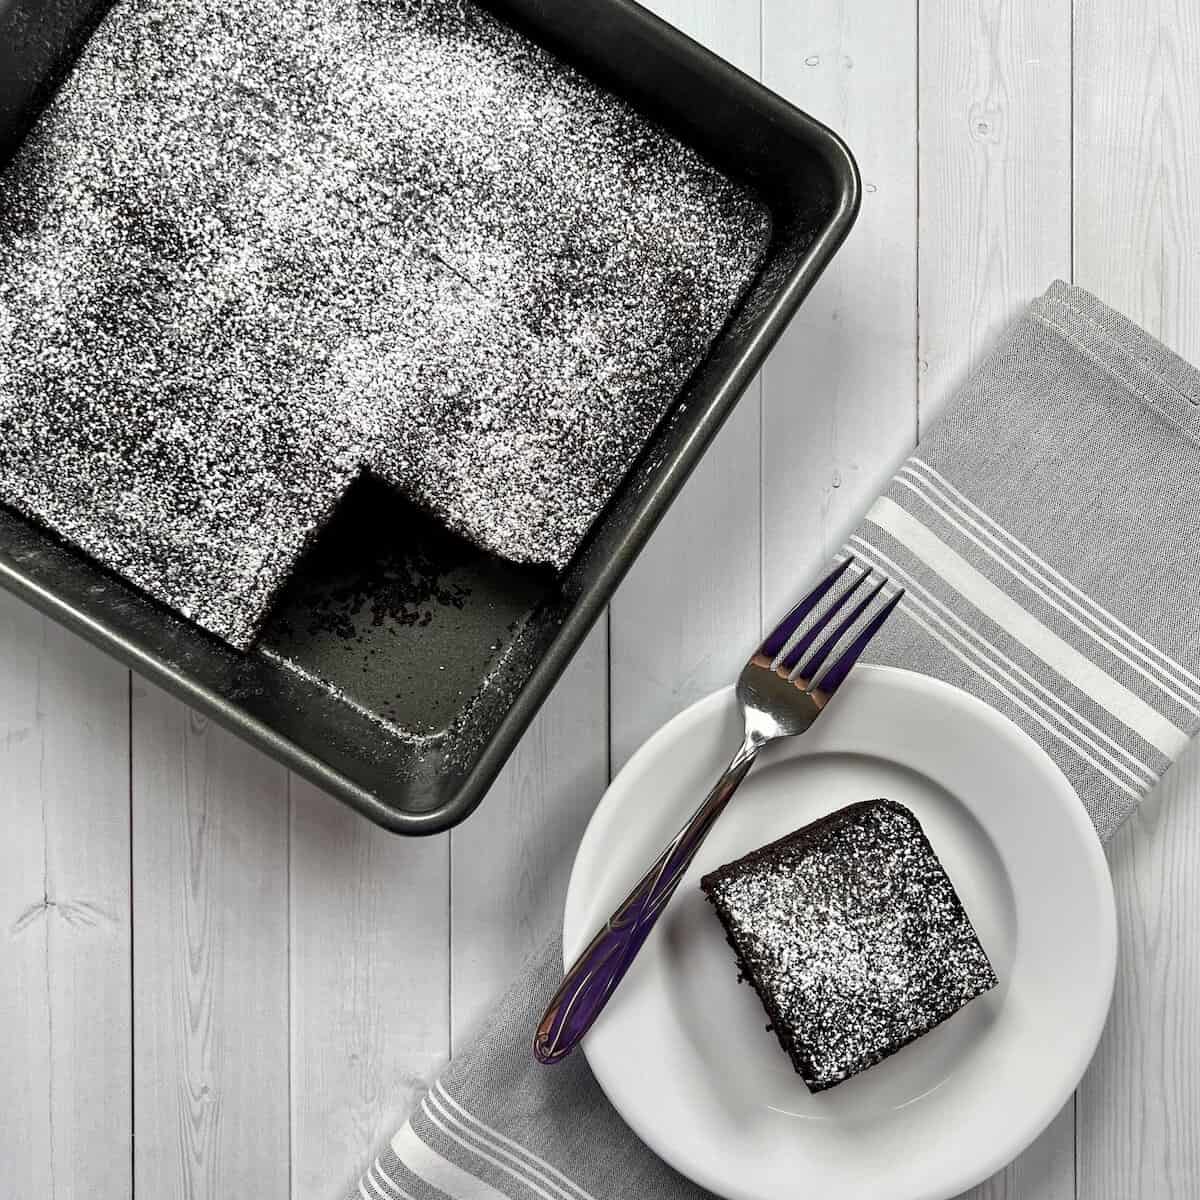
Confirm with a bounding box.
[0,0,770,647]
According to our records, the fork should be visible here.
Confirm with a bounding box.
[533,557,903,1065]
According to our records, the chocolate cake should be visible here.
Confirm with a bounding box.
[0,0,771,648]
[700,800,997,1092]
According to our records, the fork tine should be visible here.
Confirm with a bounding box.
[777,569,870,672]
[793,576,888,683]
[809,586,905,696]
[759,556,856,659]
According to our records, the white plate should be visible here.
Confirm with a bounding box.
[563,665,1116,1200]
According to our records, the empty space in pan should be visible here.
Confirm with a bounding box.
[257,476,552,740]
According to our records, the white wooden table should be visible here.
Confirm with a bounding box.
[4,1,1199,1196]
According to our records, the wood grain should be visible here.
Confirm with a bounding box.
[0,595,131,1199]
[1073,2,1200,1195]
[450,0,760,1103]
[919,2,1074,1197]
[918,0,1072,427]
[1078,746,1200,1200]
[759,0,918,623]
[1073,0,1200,348]
[607,0,763,774]
[131,682,289,1200]
[290,777,450,1199]
[450,625,607,1050]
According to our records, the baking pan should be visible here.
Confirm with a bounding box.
[0,0,859,833]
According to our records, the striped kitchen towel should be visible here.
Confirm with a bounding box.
[850,279,1200,840]
[347,281,1200,1199]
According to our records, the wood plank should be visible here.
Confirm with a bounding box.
[759,0,917,624]
[0,596,131,1199]
[608,0,763,774]
[289,777,450,1196]
[1078,747,1200,1199]
[1073,0,1200,351]
[918,3,1074,1198]
[449,0,758,1116]
[450,0,756,1064]
[1074,2,1200,1195]
[131,682,289,1200]
[919,0,1073,427]
[449,625,607,1049]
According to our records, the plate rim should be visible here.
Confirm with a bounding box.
[564,664,1117,1200]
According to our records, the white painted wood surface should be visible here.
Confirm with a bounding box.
[4,1,1200,1197]
[0,596,131,1199]
[131,682,290,1199]
[1073,2,1200,1196]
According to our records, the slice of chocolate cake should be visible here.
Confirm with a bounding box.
[700,799,997,1092]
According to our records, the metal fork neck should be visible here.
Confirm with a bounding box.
[733,729,769,766]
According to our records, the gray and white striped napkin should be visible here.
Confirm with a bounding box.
[347,280,1200,1200]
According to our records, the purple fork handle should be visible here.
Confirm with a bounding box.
[533,739,759,1064]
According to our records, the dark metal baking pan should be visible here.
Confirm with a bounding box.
[0,0,859,833]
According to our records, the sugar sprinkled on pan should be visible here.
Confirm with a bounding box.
[0,0,771,647]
